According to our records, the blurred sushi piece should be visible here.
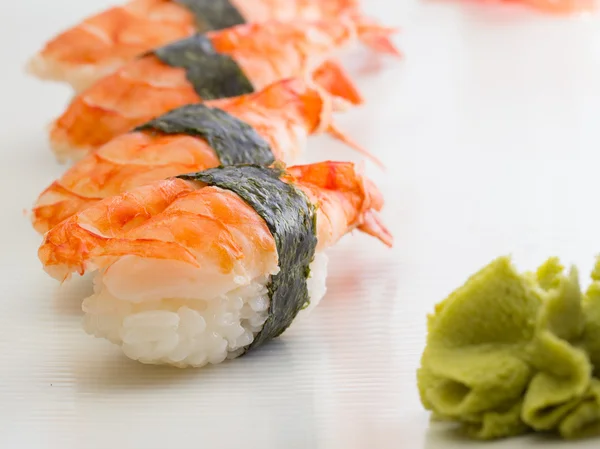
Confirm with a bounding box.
[27,0,398,91]
[472,0,596,13]
[32,77,379,234]
[48,17,399,162]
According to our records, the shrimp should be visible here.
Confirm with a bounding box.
[33,78,379,235]
[38,161,392,367]
[48,17,398,162]
[27,0,398,92]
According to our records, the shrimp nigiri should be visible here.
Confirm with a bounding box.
[33,78,378,234]
[489,0,595,13]
[49,17,399,162]
[27,0,398,91]
[39,161,393,368]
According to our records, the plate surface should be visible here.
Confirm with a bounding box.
[1,1,600,448]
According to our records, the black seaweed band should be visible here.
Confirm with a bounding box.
[152,34,254,100]
[174,0,246,31]
[178,166,318,353]
[135,104,275,166]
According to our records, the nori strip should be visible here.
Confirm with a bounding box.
[174,0,246,31]
[178,165,318,353]
[152,34,254,100]
[136,104,275,166]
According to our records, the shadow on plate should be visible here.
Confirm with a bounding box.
[424,420,600,447]
[424,422,517,447]
[71,338,296,393]
[70,338,320,448]
[72,351,209,392]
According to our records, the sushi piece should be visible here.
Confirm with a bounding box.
[486,0,596,13]
[38,161,393,368]
[27,0,398,91]
[32,78,379,234]
[49,17,398,162]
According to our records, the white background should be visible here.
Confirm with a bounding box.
[1,0,600,447]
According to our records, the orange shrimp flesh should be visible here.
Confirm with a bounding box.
[516,0,596,12]
[455,0,597,13]
[50,55,201,162]
[27,1,197,91]
[48,17,397,161]
[33,78,369,235]
[39,161,392,283]
[28,0,393,91]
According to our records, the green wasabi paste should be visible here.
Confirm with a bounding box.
[418,256,600,440]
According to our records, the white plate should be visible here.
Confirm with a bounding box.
[1,0,600,448]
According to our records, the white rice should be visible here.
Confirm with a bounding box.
[82,252,329,368]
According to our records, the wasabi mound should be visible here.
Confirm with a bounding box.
[418,256,600,440]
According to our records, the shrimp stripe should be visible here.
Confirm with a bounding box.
[174,0,246,31]
[135,104,275,165]
[151,34,254,100]
[178,165,318,353]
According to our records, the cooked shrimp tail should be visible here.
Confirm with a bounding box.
[273,78,383,168]
[286,161,393,247]
[352,14,401,57]
[312,59,364,106]
[362,32,402,57]
[326,124,386,170]
[358,209,394,247]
